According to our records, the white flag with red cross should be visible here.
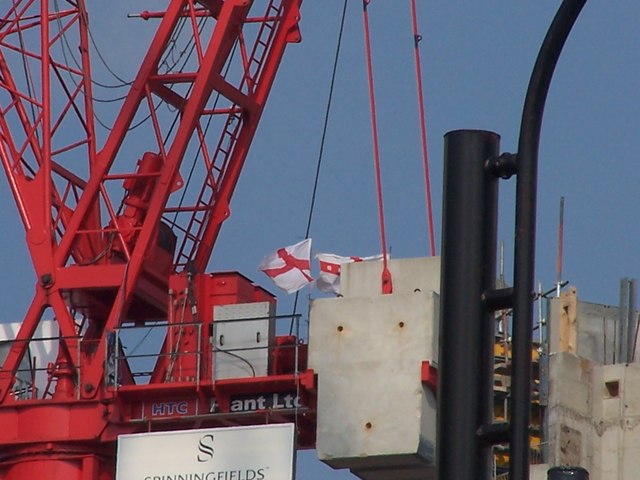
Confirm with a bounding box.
[258,239,313,294]
[315,252,384,294]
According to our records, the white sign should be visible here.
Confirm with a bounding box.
[116,423,295,480]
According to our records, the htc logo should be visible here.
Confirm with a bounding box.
[197,434,215,462]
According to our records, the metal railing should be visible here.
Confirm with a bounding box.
[110,313,304,389]
[0,335,82,401]
[110,321,204,388]
[1,311,306,398]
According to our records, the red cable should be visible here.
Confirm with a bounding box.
[410,0,436,256]
[362,0,392,294]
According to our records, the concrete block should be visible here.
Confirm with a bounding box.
[622,423,640,451]
[621,425,640,480]
[622,363,640,417]
[340,257,440,298]
[558,424,583,466]
[600,397,622,422]
[309,257,439,479]
[596,428,619,480]
[592,363,624,421]
[576,301,618,364]
[547,289,619,364]
[530,463,549,480]
[548,353,591,416]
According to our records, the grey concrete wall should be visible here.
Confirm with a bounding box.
[548,288,620,364]
[309,257,439,480]
[546,352,640,480]
[576,300,618,365]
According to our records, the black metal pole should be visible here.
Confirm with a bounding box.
[438,130,500,480]
[511,1,586,479]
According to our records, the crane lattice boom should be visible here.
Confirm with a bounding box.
[0,2,314,478]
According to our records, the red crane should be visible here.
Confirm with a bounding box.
[0,1,315,478]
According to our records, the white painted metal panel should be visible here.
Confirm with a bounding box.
[212,302,274,379]
[116,423,295,480]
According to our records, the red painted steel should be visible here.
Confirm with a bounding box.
[0,1,313,479]
[410,0,437,257]
[421,360,438,396]
[361,0,392,294]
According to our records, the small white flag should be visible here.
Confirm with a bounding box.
[258,239,313,294]
[315,252,384,294]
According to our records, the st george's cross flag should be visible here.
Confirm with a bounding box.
[315,252,384,294]
[258,239,313,293]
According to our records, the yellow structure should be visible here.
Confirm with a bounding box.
[493,330,544,472]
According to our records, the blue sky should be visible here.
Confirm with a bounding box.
[1,1,640,478]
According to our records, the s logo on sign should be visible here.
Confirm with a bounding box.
[197,434,215,462]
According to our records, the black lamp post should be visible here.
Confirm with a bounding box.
[437,1,587,480]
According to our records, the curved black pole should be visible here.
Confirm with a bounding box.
[511,1,586,479]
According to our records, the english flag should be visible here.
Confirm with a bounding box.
[315,252,384,294]
[258,239,313,294]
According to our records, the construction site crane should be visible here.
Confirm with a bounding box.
[0,1,316,478]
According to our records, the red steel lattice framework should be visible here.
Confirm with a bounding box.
[0,1,314,478]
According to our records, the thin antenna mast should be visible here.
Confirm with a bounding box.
[556,196,565,297]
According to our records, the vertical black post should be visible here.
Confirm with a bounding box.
[511,2,586,479]
[438,130,500,480]
[436,3,586,480]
